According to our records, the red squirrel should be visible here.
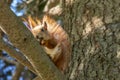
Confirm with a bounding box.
[23,15,71,73]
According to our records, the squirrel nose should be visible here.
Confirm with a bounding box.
[36,35,39,39]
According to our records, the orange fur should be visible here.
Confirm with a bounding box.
[24,15,71,73]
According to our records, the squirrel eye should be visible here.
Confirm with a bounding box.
[41,28,44,32]
[36,35,39,39]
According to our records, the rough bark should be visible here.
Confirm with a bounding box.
[0,0,66,80]
[62,0,120,80]
[0,30,36,74]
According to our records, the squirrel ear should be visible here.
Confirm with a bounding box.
[43,22,47,30]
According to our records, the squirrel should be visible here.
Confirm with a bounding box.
[23,15,71,73]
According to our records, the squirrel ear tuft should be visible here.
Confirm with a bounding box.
[43,21,47,30]
[28,16,37,28]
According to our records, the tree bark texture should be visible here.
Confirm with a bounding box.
[62,0,120,80]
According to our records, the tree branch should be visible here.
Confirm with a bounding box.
[0,0,66,80]
[12,63,24,80]
[0,56,17,65]
[0,29,36,74]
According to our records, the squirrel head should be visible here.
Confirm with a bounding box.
[23,16,51,41]
[32,21,51,41]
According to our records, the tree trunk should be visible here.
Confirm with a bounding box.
[62,0,120,80]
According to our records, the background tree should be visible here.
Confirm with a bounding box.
[62,0,120,80]
[0,0,120,80]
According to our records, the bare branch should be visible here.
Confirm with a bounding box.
[33,76,42,80]
[12,63,24,80]
[0,56,18,65]
[44,0,59,12]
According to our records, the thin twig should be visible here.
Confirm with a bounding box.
[12,63,24,80]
